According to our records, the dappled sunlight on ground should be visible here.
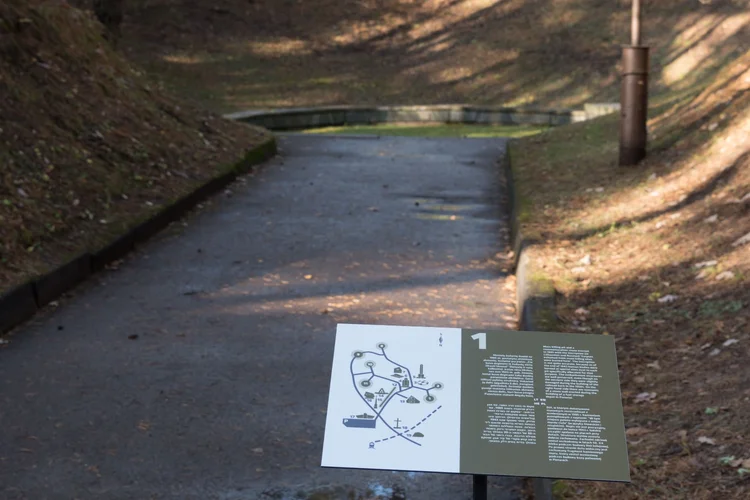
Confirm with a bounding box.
[662,12,750,87]
[115,0,748,112]
[510,38,750,495]
[575,108,749,233]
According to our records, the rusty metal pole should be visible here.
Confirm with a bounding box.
[619,0,649,166]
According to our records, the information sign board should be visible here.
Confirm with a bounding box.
[321,324,630,482]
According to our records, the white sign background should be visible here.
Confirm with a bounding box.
[322,324,462,473]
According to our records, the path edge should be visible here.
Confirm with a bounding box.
[502,145,557,500]
[0,136,277,336]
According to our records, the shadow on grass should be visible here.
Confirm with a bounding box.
[116,0,749,113]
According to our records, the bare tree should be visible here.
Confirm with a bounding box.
[92,0,124,47]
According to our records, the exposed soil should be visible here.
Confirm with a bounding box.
[0,0,270,295]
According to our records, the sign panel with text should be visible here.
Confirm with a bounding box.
[321,324,630,482]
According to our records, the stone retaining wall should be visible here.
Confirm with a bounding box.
[226,103,619,131]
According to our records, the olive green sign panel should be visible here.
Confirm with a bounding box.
[460,329,629,482]
[322,324,629,482]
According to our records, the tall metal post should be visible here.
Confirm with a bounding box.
[473,474,488,500]
[619,0,649,166]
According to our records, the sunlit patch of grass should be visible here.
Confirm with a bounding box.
[304,123,549,138]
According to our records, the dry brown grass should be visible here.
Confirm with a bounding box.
[0,0,270,294]
[511,52,750,500]
[101,0,750,113]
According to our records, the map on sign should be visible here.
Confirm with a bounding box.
[347,342,444,446]
[322,324,462,473]
[322,324,630,482]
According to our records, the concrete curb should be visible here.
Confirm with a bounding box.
[226,103,619,131]
[0,136,277,335]
[504,142,557,500]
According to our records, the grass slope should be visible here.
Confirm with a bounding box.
[0,0,270,295]
[511,52,750,499]
[109,0,748,113]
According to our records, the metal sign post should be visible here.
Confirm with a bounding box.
[473,474,487,500]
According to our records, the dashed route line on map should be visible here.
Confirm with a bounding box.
[373,406,442,444]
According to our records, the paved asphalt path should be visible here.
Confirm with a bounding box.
[1,135,518,500]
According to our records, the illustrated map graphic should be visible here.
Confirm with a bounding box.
[345,342,443,448]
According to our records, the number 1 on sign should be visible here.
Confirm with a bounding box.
[471,332,487,350]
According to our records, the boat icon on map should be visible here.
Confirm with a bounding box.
[343,413,377,428]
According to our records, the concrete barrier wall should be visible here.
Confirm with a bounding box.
[225,103,619,131]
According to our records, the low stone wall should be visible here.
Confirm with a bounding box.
[226,103,619,131]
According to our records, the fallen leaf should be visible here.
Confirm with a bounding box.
[626,427,650,437]
[696,269,710,280]
[704,407,718,415]
[704,214,718,223]
[579,254,592,266]
[658,294,679,303]
[732,232,750,247]
[715,271,735,281]
[708,348,721,356]
[722,338,739,347]
[694,260,718,268]
[635,392,657,403]
[697,436,716,445]
[304,274,313,280]
[574,307,590,316]
[647,361,661,370]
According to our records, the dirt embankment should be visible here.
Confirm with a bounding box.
[0,0,270,295]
